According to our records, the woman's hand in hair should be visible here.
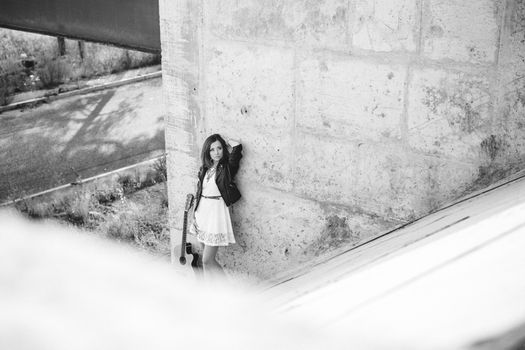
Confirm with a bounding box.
[226,138,241,147]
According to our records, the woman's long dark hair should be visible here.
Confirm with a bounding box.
[201,134,230,168]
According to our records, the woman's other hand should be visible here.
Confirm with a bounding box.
[226,138,241,147]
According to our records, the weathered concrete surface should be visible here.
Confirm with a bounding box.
[407,67,493,160]
[204,42,295,191]
[352,0,419,52]
[494,0,525,169]
[219,185,398,281]
[422,0,502,63]
[297,56,406,140]
[293,134,477,219]
[205,0,349,49]
[162,0,525,281]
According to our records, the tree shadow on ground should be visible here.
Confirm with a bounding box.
[0,83,165,202]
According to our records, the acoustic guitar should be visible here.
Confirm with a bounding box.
[178,193,200,272]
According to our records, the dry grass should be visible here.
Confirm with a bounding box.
[0,57,27,105]
[78,43,160,78]
[36,55,72,88]
[100,186,170,255]
[0,28,161,102]
[0,30,55,60]
[14,159,170,258]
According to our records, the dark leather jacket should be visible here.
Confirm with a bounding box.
[194,144,243,210]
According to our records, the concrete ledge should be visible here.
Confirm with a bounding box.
[0,71,162,114]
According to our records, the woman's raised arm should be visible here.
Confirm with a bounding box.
[227,139,243,177]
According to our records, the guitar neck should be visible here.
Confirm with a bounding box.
[180,194,194,260]
[180,211,188,258]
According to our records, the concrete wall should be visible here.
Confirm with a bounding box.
[160,0,525,282]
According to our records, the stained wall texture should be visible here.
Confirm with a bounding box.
[160,0,525,282]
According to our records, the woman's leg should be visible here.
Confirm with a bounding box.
[202,244,224,278]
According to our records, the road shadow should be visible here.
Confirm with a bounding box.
[0,83,165,202]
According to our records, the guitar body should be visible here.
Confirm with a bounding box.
[175,194,201,274]
[179,243,199,270]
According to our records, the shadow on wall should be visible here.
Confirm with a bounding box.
[468,81,525,193]
[307,215,359,257]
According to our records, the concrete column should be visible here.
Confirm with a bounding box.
[159,0,203,262]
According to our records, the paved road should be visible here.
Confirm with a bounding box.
[0,77,165,202]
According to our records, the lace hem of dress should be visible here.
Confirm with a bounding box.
[193,225,235,247]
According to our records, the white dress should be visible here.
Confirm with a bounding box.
[190,169,236,246]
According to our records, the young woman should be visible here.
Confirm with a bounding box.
[190,134,243,277]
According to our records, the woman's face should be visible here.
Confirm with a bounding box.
[209,140,223,163]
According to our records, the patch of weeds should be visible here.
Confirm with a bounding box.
[116,157,167,195]
[103,212,140,241]
[13,165,169,258]
[94,186,124,205]
[135,225,170,256]
[61,192,92,226]
[152,155,167,183]
[1,28,160,99]
[159,190,169,208]
[96,190,170,255]
[134,201,170,255]
[36,55,72,89]
[0,57,25,105]
[118,173,141,195]
[16,189,95,226]
[78,42,160,77]
[15,199,52,219]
